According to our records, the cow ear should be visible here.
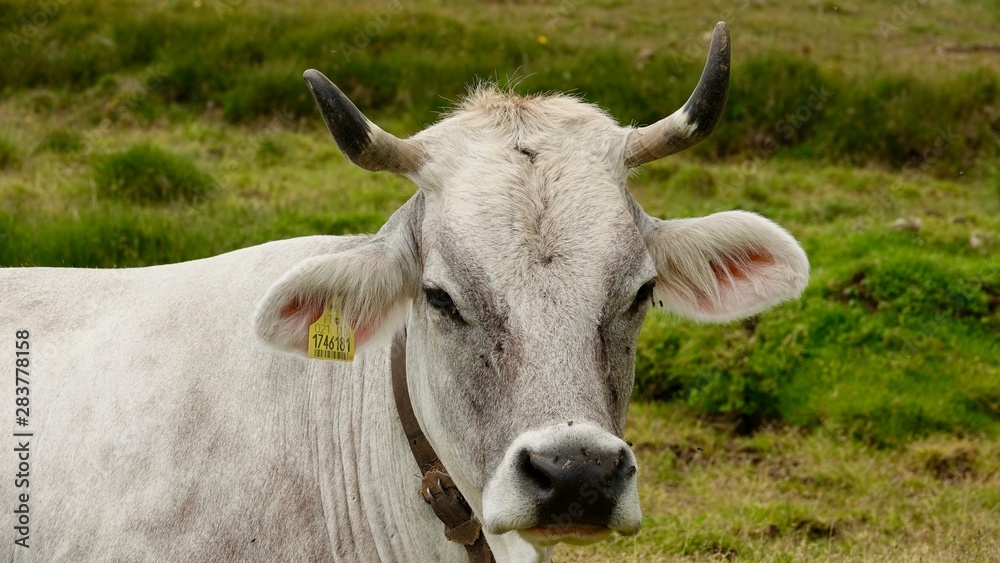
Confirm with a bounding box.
[254,242,418,356]
[644,211,809,322]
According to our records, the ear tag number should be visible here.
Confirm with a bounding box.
[308,300,355,362]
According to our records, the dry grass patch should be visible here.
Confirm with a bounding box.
[559,403,1000,562]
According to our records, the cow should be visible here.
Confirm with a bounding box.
[2,22,808,562]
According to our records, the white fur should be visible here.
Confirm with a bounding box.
[1,236,462,561]
[644,211,810,322]
[253,239,418,354]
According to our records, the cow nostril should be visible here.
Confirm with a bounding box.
[614,447,636,481]
[516,444,630,530]
[519,450,553,493]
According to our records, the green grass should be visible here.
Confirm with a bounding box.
[2,0,1000,559]
[1,0,997,172]
[633,225,1000,445]
[38,128,86,154]
[93,143,215,204]
[0,130,22,169]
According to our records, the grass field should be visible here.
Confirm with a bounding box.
[2,0,999,560]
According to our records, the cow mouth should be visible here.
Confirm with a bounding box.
[518,524,612,546]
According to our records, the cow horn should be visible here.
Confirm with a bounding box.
[303,69,423,174]
[624,22,731,167]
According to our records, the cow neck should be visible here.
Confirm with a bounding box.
[390,330,495,563]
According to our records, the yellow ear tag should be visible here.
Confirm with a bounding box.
[308,300,355,361]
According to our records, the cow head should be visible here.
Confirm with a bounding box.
[254,22,808,557]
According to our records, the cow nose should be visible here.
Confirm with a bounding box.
[517,444,636,529]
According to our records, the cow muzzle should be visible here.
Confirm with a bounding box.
[481,422,642,547]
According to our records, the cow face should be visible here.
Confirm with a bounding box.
[254,22,809,553]
[403,90,652,546]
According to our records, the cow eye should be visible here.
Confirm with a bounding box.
[424,287,464,323]
[630,280,656,312]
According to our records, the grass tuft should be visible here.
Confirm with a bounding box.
[92,144,215,205]
[0,132,22,170]
[910,439,979,482]
[39,128,86,154]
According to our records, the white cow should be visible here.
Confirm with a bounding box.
[2,23,808,562]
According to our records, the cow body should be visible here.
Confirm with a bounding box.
[0,233,483,561]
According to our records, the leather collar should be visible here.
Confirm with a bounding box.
[391,330,495,562]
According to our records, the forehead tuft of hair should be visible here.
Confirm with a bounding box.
[440,82,621,134]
